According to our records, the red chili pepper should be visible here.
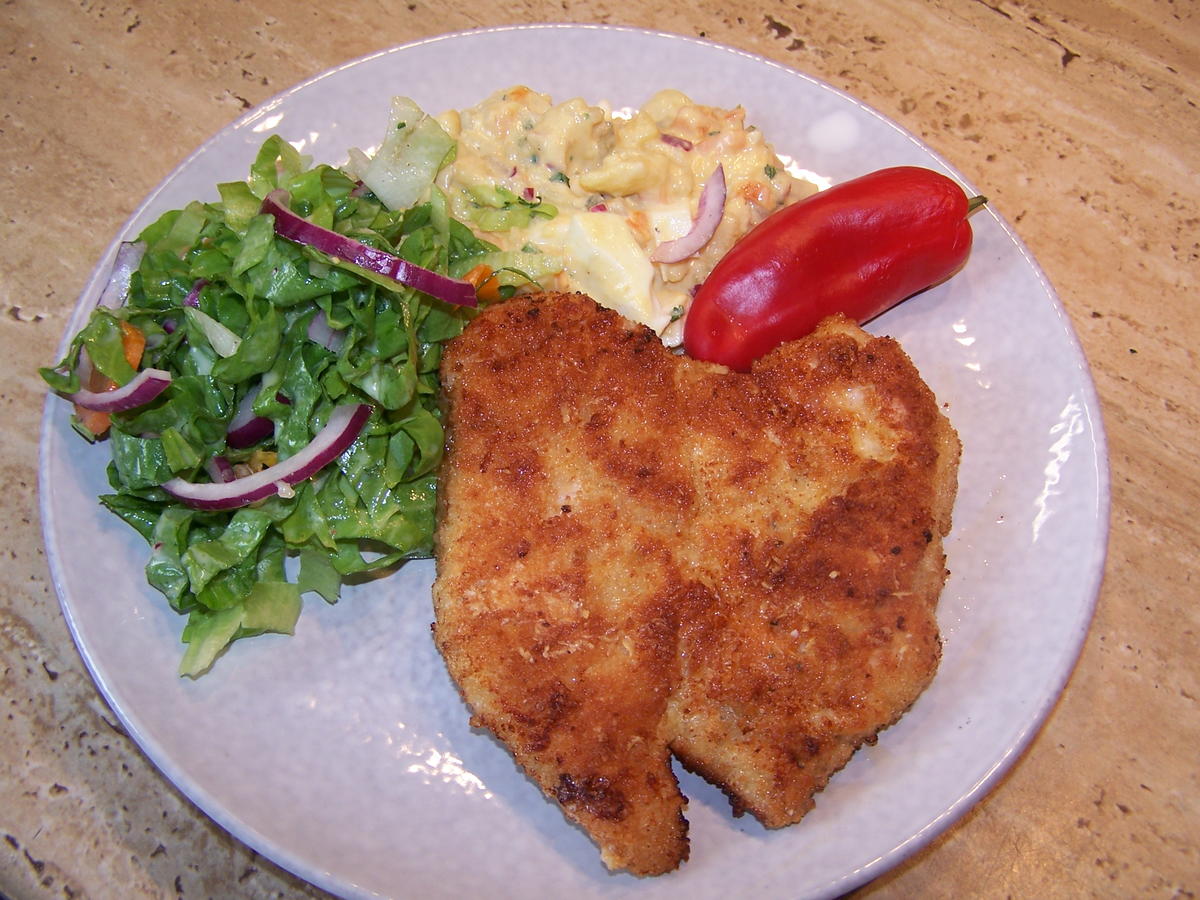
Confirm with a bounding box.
[683,165,986,371]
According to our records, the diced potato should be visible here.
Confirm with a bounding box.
[562,213,658,328]
[578,152,670,197]
[530,98,613,173]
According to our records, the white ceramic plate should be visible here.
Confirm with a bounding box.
[40,25,1109,900]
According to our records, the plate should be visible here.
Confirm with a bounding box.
[39,25,1109,900]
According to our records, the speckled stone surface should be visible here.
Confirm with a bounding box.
[1,1,1196,898]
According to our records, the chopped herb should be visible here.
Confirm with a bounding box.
[764,164,778,179]
[549,171,570,187]
[670,305,685,322]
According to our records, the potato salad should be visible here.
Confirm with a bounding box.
[429,87,815,342]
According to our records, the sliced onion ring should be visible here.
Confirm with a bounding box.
[660,133,694,151]
[66,367,172,413]
[97,241,147,309]
[184,278,208,307]
[205,455,236,484]
[650,164,727,264]
[162,403,371,510]
[306,309,345,352]
[226,390,274,449]
[261,191,477,308]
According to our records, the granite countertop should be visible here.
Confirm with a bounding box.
[2,2,1196,897]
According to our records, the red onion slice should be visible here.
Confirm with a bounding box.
[660,133,694,151]
[184,278,208,307]
[226,390,274,449]
[161,403,371,510]
[261,191,477,308]
[73,347,96,392]
[66,367,172,413]
[204,455,236,484]
[306,309,345,352]
[650,164,727,264]
[97,242,147,309]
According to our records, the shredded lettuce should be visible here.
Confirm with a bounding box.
[463,183,559,232]
[44,127,499,677]
[352,96,457,213]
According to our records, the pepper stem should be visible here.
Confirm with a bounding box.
[967,194,988,213]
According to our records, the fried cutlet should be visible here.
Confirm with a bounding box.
[431,292,960,876]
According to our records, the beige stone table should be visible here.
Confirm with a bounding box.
[1,2,1195,897]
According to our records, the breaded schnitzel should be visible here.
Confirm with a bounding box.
[432,292,960,876]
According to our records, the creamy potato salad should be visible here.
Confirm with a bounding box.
[442,87,814,341]
[353,87,813,342]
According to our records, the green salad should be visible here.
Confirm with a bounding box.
[42,105,549,676]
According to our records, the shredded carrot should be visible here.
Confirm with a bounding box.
[463,263,503,303]
[739,180,769,207]
[75,405,112,437]
[74,322,148,437]
[626,210,652,244]
[462,263,492,288]
[120,320,146,369]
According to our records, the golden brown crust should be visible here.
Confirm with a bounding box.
[432,292,960,875]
